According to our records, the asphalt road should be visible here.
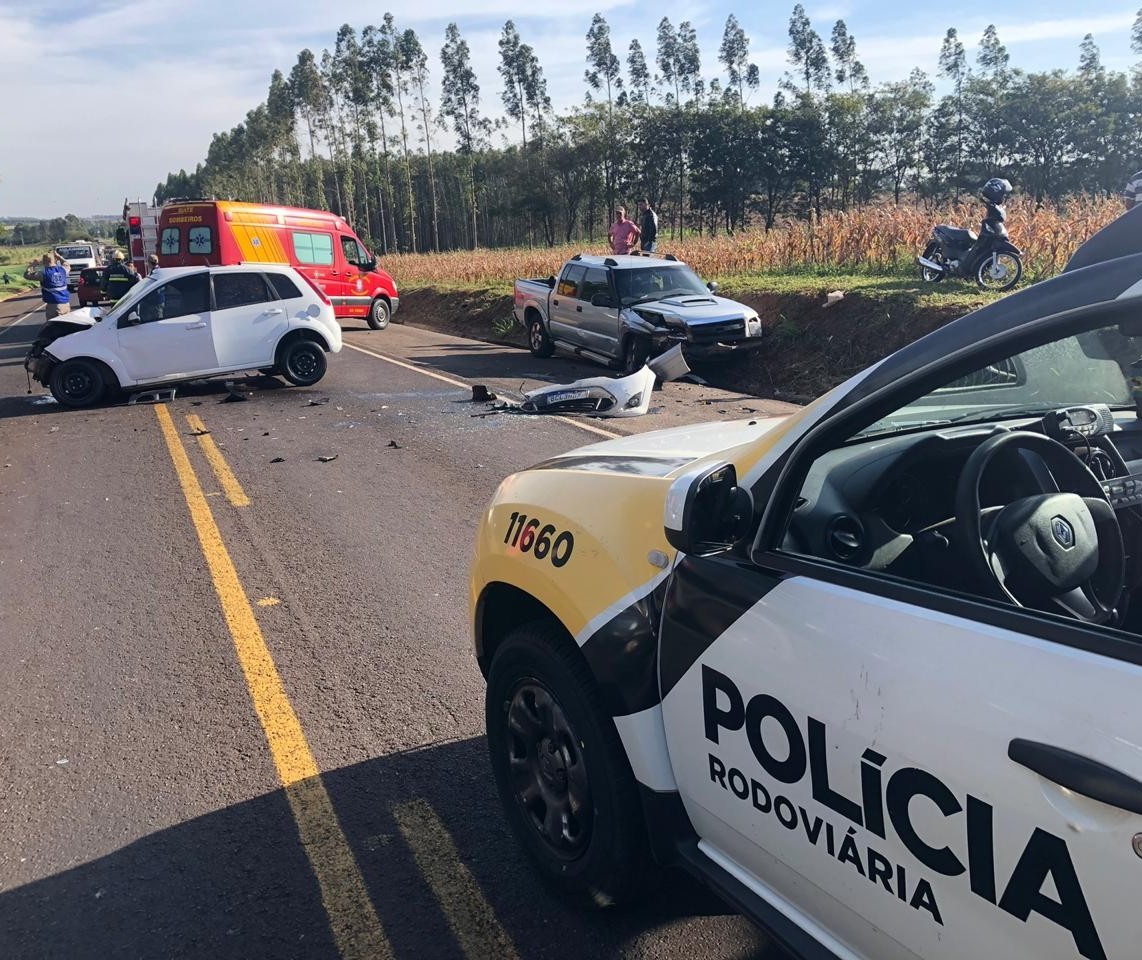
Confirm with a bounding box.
[0,292,796,960]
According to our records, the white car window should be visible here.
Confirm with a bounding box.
[128,274,210,326]
[214,273,275,311]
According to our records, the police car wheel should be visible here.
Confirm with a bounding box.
[486,622,650,906]
[49,358,105,408]
[367,298,390,330]
[279,340,327,387]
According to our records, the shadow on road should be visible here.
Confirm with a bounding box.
[0,737,774,960]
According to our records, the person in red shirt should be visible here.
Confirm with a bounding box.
[608,206,641,255]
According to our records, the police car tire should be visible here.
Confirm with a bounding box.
[486,623,651,906]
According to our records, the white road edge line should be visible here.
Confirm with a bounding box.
[343,340,621,440]
[0,303,44,340]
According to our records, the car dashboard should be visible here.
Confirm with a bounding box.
[786,405,1142,583]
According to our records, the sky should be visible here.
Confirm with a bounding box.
[1,0,1137,218]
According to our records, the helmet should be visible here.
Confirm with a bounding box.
[113,250,125,261]
[981,177,1012,205]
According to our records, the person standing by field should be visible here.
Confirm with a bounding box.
[639,198,658,252]
[608,206,641,255]
[25,253,71,319]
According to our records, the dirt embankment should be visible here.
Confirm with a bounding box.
[394,286,971,401]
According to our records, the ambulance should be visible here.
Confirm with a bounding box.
[156,201,399,330]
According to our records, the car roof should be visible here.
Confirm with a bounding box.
[566,254,688,270]
[839,207,1142,409]
[150,264,299,278]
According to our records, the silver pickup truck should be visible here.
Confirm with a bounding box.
[514,253,764,372]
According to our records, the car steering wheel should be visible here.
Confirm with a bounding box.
[955,430,1125,624]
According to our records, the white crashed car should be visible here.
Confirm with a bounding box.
[25,264,341,407]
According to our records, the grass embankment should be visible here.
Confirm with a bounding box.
[381,197,1117,398]
[0,245,51,299]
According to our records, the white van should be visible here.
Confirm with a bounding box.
[53,242,102,290]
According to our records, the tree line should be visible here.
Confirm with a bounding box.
[156,8,1142,254]
[1,216,112,246]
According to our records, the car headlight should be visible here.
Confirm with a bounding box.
[746,315,762,336]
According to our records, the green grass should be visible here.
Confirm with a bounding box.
[0,246,47,299]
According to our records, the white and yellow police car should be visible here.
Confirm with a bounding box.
[470,211,1142,960]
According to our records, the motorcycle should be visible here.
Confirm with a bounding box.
[917,178,1024,292]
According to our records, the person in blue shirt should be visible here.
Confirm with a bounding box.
[26,254,71,319]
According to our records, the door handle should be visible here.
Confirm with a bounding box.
[184,322,206,330]
[552,299,560,306]
[262,308,284,316]
[1008,738,1142,814]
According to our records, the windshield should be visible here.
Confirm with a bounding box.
[857,320,1142,437]
[613,265,711,305]
[56,245,94,259]
[102,276,158,320]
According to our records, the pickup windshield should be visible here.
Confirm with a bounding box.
[614,265,711,305]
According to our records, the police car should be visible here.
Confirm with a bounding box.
[470,211,1142,960]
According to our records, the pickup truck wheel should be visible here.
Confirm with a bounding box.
[367,298,390,330]
[486,622,650,906]
[279,339,327,386]
[528,317,555,358]
[621,335,650,374]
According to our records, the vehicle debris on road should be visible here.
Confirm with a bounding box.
[483,344,690,418]
[317,454,338,462]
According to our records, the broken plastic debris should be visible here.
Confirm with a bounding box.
[317,454,338,463]
[270,457,285,463]
[823,290,845,308]
[307,397,330,406]
[387,440,402,449]
[471,384,496,402]
[128,388,176,405]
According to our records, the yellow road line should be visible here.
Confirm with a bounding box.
[154,403,391,960]
[185,414,250,507]
[343,340,621,441]
[394,799,521,960]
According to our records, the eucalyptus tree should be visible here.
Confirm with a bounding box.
[441,22,490,247]
[585,13,623,217]
[718,14,758,111]
[398,28,440,252]
[657,17,701,235]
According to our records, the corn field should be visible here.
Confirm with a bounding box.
[383,197,1123,289]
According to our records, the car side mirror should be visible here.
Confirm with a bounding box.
[122,310,141,327]
[664,462,754,556]
[590,292,616,308]
[706,280,719,293]
[363,257,378,272]
[546,275,556,288]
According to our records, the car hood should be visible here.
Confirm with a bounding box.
[48,307,100,329]
[633,293,756,326]
[527,416,790,478]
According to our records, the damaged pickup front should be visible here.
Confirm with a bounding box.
[514,253,765,374]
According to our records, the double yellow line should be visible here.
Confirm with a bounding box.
[155,405,519,960]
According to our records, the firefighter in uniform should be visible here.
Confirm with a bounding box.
[101,251,138,305]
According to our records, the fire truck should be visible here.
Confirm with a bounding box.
[121,199,161,276]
